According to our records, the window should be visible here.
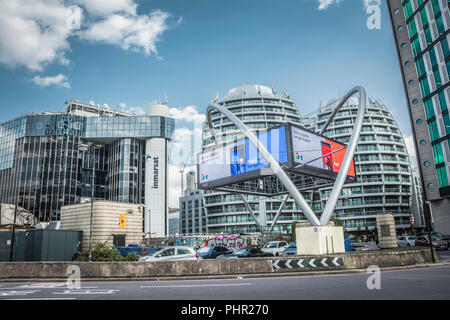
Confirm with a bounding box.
[428,120,440,141]
[434,69,442,88]
[439,91,448,112]
[412,37,422,56]
[408,20,418,38]
[437,166,449,188]
[416,57,426,77]
[403,1,414,20]
[420,78,431,97]
[441,39,450,58]
[429,48,438,68]
[431,0,441,15]
[432,143,445,164]
[436,16,445,35]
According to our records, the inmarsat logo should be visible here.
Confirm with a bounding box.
[146,154,151,161]
[201,174,208,181]
[295,152,303,160]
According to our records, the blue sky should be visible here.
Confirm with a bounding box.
[0,0,417,207]
[0,0,410,134]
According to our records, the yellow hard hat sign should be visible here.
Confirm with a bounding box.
[119,214,126,228]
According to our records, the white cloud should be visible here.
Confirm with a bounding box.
[317,0,343,10]
[363,0,381,9]
[0,0,179,77]
[404,134,418,166]
[168,163,196,208]
[74,0,137,17]
[30,74,70,88]
[79,9,176,57]
[0,0,74,71]
[169,105,206,123]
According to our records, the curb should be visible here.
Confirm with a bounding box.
[1,260,449,283]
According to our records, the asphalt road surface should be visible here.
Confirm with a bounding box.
[0,265,449,300]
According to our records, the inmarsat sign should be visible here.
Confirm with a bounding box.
[197,123,355,189]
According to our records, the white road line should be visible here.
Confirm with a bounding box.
[6,298,77,300]
[141,283,253,288]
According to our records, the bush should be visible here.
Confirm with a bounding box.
[72,242,128,262]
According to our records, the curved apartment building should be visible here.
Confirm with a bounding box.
[309,97,413,232]
[200,85,309,234]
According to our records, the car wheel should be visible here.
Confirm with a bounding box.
[275,252,279,256]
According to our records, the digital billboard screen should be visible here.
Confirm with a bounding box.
[198,126,288,188]
[290,125,356,181]
[197,123,356,189]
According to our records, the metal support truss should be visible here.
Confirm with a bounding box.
[205,86,366,227]
[268,194,290,233]
[238,194,264,233]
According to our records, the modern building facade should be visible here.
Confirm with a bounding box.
[308,97,414,233]
[179,189,207,234]
[388,0,450,233]
[181,85,416,235]
[196,85,312,234]
[0,100,174,236]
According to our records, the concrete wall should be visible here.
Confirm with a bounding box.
[0,248,437,279]
[60,201,143,251]
[431,199,450,234]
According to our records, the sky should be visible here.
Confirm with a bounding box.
[0,0,416,207]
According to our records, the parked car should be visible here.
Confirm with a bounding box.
[138,246,198,262]
[281,242,297,256]
[261,241,289,256]
[196,246,233,259]
[116,243,142,257]
[217,247,273,259]
[414,236,448,251]
[397,235,416,247]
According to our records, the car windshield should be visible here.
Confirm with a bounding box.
[431,235,443,241]
[264,243,278,248]
[407,236,416,240]
[288,243,296,248]
[197,247,211,253]
[232,249,248,255]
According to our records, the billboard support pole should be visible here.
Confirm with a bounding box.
[206,102,321,226]
[319,86,367,226]
[268,194,290,233]
[238,194,265,233]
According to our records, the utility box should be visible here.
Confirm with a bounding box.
[376,213,398,249]
[296,225,345,255]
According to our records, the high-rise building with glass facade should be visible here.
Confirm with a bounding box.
[388,0,450,233]
[308,97,414,232]
[0,100,174,223]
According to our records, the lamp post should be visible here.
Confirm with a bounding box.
[78,143,98,262]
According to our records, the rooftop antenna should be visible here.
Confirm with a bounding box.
[282,89,290,99]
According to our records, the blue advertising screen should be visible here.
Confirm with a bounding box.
[230,126,287,176]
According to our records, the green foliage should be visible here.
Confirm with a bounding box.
[72,242,139,262]
[330,218,343,227]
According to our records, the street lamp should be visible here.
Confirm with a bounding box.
[78,142,100,262]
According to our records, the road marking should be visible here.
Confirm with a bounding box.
[0,290,40,297]
[6,298,77,300]
[53,290,119,295]
[141,283,253,288]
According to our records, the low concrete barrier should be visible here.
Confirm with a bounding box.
[0,248,439,279]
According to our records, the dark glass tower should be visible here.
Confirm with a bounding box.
[0,101,174,222]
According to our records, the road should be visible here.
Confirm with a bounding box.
[0,265,449,300]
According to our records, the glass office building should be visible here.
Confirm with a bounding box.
[388,0,450,233]
[0,101,174,222]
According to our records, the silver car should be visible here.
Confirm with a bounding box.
[138,246,198,262]
[397,235,416,247]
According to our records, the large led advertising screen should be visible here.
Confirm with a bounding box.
[198,126,288,188]
[197,123,355,189]
[290,125,356,181]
